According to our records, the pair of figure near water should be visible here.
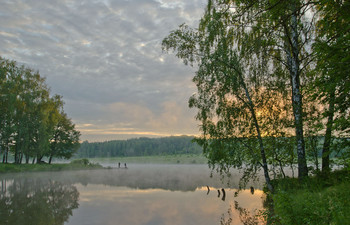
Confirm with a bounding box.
[118,162,127,169]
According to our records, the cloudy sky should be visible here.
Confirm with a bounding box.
[0,0,207,142]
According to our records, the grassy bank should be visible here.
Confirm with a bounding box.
[0,155,208,173]
[0,159,103,173]
[88,154,208,165]
[267,169,350,224]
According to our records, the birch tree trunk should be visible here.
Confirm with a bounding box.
[240,75,274,192]
[288,7,308,178]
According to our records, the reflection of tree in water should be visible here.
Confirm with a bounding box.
[218,190,265,225]
[203,187,264,224]
[0,178,79,225]
[220,201,263,225]
[234,200,262,225]
[220,206,233,225]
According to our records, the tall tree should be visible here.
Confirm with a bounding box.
[162,11,281,191]
[231,0,316,178]
[162,0,325,181]
[13,66,48,163]
[48,96,81,164]
[0,58,17,163]
[313,0,350,173]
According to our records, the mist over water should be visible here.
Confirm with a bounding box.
[0,165,266,225]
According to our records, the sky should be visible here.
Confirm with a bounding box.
[0,0,207,142]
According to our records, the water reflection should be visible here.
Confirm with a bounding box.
[219,190,266,225]
[221,188,226,201]
[0,177,79,225]
[250,186,255,195]
[0,165,265,225]
[0,165,262,192]
[70,185,264,225]
[203,187,265,225]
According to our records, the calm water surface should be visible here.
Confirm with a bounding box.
[0,164,265,225]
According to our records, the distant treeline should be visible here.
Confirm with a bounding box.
[75,136,202,158]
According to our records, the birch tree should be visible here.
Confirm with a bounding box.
[162,0,325,184]
[162,9,285,192]
[228,0,317,178]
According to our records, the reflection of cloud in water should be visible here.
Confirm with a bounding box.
[0,165,266,225]
[68,184,264,225]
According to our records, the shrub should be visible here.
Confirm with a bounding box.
[70,158,90,166]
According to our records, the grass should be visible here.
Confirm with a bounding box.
[266,169,350,224]
[87,154,208,165]
[0,158,103,173]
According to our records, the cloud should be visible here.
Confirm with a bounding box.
[0,0,206,141]
[72,101,199,141]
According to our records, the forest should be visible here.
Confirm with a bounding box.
[0,57,80,164]
[75,136,202,158]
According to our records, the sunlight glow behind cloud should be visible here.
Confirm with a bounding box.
[0,0,207,141]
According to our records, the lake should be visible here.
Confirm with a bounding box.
[0,164,266,225]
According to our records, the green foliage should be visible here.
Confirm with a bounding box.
[69,158,102,168]
[0,57,80,164]
[269,170,350,224]
[311,0,350,173]
[274,183,350,224]
[162,0,350,188]
[49,108,80,163]
[163,0,307,191]
[70,158,91,166]
[0,160,103,173]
